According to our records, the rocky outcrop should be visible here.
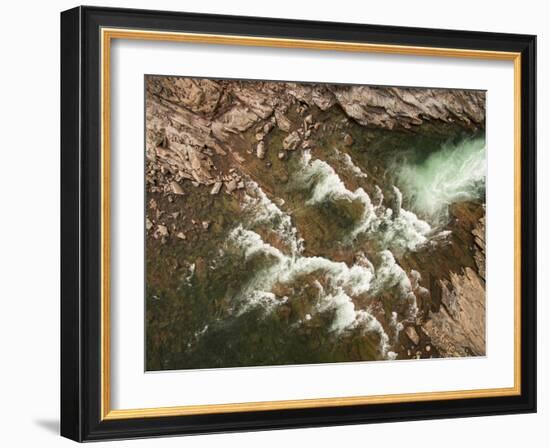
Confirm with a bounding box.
[421,205,486,357]
[397,202,486,358]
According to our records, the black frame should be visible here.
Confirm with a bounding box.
[61,5,537,442]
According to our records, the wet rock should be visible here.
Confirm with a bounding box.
[343,133,354,146]
[263,121,274,134]
[210,181,222,195]
[283,131,301,151]
[256,141,267,159]
[170,181,184,195]
[225,179,238,193]
[274,109,292,132]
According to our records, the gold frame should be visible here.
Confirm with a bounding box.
[100,28,522,421]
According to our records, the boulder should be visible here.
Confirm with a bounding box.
[256,141,267,159]
[283,131,301,151]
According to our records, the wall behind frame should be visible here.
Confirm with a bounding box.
[0,0,546,447]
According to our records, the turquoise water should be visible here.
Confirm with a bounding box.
[393,136,486,224]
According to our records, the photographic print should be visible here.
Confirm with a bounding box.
[145,76,486,371]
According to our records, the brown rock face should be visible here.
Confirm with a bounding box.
[424,267,486,357]
[401,202,486,358]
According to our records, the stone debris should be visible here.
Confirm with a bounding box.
[256,141,267,159]
[283,131,301,151]
[210,181,223,195]
[225,179,238,193]
[343,133,354,146]
[274,109,292,132]
[156,224,168,237]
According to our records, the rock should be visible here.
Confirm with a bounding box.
[237,180,245,189]
[176,232,186,240]
[171,212,180,219]
[202,221,210,230]
[423,267,486,357]
[405,326,420,345]
[255,133,264,141]
[274,109,292,132]
[330,85,485,130]
[156,225,168,237]
[210,181,222,195]
[277,151,286,160]
[263,122,274,134]
[283,131,301,151]
[225,179,237,193]
[145,218,153,231]
[256,141,267,159]
[343,133,354,146]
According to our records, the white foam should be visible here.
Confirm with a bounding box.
[242,180,304,256]
[226,226,393,358]
[296,155,431,252]
[395,136,486,222]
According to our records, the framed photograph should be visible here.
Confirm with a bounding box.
[60,6,536,442]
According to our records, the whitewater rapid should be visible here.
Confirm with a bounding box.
[195,138,485,362]
[394,136,486,222]
[220,151,436,359]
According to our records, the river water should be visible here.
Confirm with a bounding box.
[146,128,486,371]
